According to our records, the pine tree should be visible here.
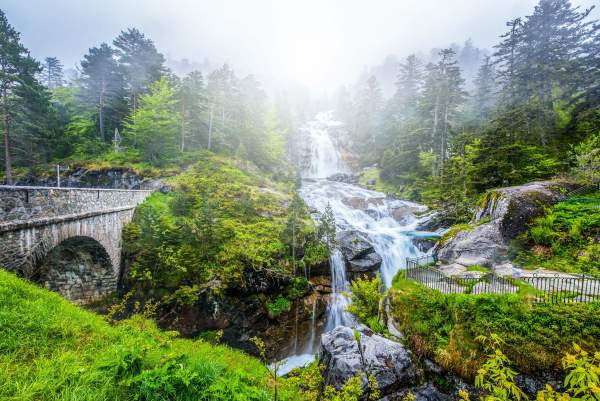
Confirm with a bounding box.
[419,49,466,175]
[113,28,166,113]
[178,70,207,152]
[353,75,383,158]
[79,43,126,142]
[472,56,496,121]
[390,54,423,122]
[0,10,43,184]
[43,57,64,90]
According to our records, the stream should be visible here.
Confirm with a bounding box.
[277,111,429,375]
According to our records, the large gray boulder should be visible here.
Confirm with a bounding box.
[348,252,383,273]
[338,231,383,274]
[379,383,451,401]
[338,230,374,260]
[320,326,419,396]
[437,181,578,267]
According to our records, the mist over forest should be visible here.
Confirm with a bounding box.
[1,1,599,401]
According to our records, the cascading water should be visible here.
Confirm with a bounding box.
[277,111,431,375]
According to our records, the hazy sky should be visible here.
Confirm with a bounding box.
[3,0,598,94]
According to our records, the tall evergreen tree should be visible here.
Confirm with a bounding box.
[390,54,423,122]
[125,78,179,165]
[0,10,43,184]
[178,70,207,152]
[79,43,125,142]
[43,57,64,90]
[113,28,166,113]
[420,49,466,174]
[353,75,383,157]
[472,56,496,121]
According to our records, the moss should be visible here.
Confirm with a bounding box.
[440,223,474,245]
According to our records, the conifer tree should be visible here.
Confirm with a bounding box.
[0,10,43,184]
[79,43,126,142]
[472,56,496,121]
[43,57,64,90]
[113,28,166,113]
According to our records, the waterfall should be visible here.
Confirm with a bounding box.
[303,299,318,354]
[277,111,426,374]
[302,111,345,178]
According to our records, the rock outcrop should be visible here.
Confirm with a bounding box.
[437,181,578,267]
[379,383,451,401]
[338,231,383,276]
[320,326,420,396]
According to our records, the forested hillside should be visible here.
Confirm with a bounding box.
[333,1,599,222]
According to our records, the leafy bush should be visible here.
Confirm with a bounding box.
[572,133,600,184]
[267,296,292,318]
[347,275,383,331]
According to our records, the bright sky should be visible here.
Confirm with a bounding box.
[3,0,598,94]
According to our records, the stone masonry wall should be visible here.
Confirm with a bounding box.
[0,186,151,223]
[0,186,152,303]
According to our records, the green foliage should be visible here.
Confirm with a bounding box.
[347,275,383,332]
[284,361,380,401]
[123,154,305,294]
[0,269,279,401]
[572,133,600,184]
[474,334,528,401]
[267,297,292,318]
[125,78,180,165]
[475,340,600,401]
[389,277,600,379]
[515,192,600,275]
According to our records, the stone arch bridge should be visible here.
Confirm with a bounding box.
[0,186,152,303]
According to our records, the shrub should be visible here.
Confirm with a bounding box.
[267,296,292,318]
[347,275,383,332]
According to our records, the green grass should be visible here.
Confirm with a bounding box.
[0,269,294,401]
[358,167,404,197]
[390,275,600,381]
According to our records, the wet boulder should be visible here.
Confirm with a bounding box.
[338,230,383,276]
[348,252,383,273]
[338,231,374,260]
[320,326,419,396]
[328,173,360,184]
[379,383,451,401]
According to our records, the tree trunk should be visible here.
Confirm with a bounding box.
[432,92,440,176]
[99,80,106,142]
[3,90,12,185]
[180,100,186,152]
[441,102,449,175]
[208,105,214,151]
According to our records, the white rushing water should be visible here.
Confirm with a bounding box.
[277,111,429,374]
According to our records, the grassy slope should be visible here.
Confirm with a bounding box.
[389,276,600,380]
[0,269,290,401]
[512,191,600,276]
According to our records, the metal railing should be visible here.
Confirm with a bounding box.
[405,256,600,304]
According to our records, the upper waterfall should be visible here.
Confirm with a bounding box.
[302,111,346,178]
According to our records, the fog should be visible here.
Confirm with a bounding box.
[3,0,598,94]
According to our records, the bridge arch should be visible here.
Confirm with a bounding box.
[0,186,152,303]
[34,236,116,303]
